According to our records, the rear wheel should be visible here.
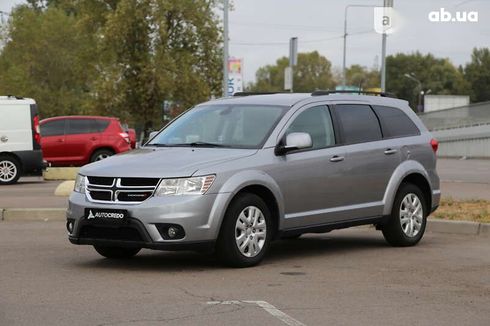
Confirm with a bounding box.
[217,193,272,267]
[90,149,114,163]
[0,155,21,185]
[93,246,141,259]
[382,183,427,247]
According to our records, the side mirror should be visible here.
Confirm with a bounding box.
[275,132,312,155]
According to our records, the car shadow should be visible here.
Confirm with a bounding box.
[71,231,390,271]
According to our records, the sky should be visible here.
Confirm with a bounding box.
[2,0,489,83]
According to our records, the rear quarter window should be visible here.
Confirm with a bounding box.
[334,104,382,144]
[372,106,420,138]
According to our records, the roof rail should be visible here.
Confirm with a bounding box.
[233,92,288,97]
[311,90,397,98]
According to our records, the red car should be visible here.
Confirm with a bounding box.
[40,116,131,167]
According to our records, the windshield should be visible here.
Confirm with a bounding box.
[147,104,288,149]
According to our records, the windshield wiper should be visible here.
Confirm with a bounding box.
[184,142,226,148]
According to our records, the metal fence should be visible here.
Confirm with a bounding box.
[418,101,490,158]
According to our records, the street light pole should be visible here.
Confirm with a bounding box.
[222,0,229,97]
[404,73,423,112]
[342,5,377,88]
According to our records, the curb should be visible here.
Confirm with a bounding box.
[1,208,66,222]
[43,167,79,181]
[54,181,75,197]
[427,218,488,237]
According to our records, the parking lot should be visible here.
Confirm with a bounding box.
[0,222,489,325]
[1,158,489,325]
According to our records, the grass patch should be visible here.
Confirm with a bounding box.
[432,198,490,223]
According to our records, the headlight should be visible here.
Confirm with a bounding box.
[74,174,86,193]
[155,175,215,196]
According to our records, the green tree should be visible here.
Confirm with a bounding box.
[337,64,380,89]
[464,48,490,102]
[386,52,470,110]
[0,5,97,117]
[0,0,223,132]
[250,51,335,92]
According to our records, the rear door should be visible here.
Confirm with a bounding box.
[331,103,402,219]
[40,119,67,164]
[64,119,101,164]
[0,103,32,152]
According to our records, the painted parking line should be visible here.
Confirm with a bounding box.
[207,300,306,326]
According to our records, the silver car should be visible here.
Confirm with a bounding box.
[67,91,440,267]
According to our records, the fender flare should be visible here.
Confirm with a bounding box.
[382,160,433,216]
[206,170,285,238]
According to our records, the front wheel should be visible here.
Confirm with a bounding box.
[93,246,141,259]
[382,183,427,247]
[217,193,272,267]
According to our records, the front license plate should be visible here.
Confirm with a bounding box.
[84,208,128,223]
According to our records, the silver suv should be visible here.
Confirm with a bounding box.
[67,92,440,267]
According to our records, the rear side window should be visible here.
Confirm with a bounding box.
[40,119,65,137]
[67,119,105,134]
[334,104,382,144]
[372,106,420,138]
[96,120,110,132]
[286,105,335,150]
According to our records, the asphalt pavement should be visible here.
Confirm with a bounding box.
[0,222,488,326]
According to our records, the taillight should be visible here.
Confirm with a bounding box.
[430,138,439,153]
[119,132,130,144]
[33,115,41,144]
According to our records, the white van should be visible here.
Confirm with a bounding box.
[0,96,44,184]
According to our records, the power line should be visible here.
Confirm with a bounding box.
[230,30,372,47]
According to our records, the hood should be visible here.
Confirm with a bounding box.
[80,147,257,178]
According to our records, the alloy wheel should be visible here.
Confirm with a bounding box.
[235,206,267,258]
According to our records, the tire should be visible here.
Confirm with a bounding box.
[0,155,21,185]
[93,246,141,259]
[217,193,273,267]
[90,149,114,163]
[382,183,428,247]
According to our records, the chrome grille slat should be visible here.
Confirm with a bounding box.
[85,177,160,204]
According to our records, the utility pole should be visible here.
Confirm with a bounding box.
[342,5,377,88]
[380,0,393,92]
[222,0,229,97]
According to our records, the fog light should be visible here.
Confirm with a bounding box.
[168,227,177,238]
[66,220,74,234]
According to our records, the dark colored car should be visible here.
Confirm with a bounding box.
[40,116,131,167]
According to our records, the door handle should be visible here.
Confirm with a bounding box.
[384,148,398,155]
[57,139,64,143]
[90,137,98,141]
[330,155,344,162]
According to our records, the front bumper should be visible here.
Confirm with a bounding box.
[67,191,230,249]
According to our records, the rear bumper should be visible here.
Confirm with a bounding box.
[14,150,43,176]
[431,189,441,213]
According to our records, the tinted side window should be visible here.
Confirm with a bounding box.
[67,119,98,135]
[335,104,382,144]
[40,119,65,137]
[95,120,110,132]
[286,106,335,149]
[372,106,420,138]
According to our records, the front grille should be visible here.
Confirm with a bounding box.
[79,225,143,242]
[86,177,159,204]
